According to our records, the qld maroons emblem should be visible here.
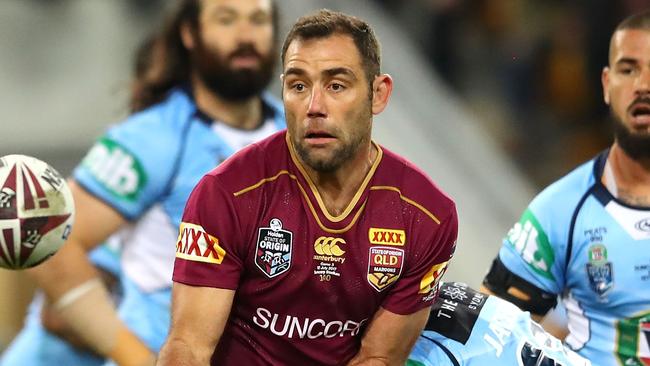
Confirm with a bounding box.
[255,218,293,278]
[367,246,404,291]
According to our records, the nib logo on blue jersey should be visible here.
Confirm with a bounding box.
[255,218,293,278]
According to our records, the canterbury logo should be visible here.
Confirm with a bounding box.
[368,228,405,246]
[314,236,346,256]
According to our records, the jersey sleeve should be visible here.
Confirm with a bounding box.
[381,208,458,315]
[72,112,178,220]
[497,189,573,295]
[173,175,245,289]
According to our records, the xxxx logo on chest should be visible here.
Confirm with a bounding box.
[367,246,404,291]
[368,228,405,246]
[255,218,293,278]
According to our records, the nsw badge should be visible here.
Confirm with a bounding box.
[255,218,293,278]
[586,243,613,299]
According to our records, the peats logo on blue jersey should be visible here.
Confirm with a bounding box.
[255,218,293,278]
[586,244,614,298]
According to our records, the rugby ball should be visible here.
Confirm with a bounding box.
[0,155,74,269]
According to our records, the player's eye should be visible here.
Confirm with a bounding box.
[291,83,306,92]
[329,83,345,92]
[251,12,271,26]
[214,12,236,25]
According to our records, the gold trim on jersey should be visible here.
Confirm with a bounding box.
[233,170,367,234]
[369,186,441,224]
[285,133,383,223]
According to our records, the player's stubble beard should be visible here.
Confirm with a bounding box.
[612,96,650,160]
[291,98,373,173]
[191,35,276,102]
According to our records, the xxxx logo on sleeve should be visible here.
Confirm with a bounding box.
[367,247,404,291]
[176,222,226,264]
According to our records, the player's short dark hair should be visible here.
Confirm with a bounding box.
[608,10,650,64]
[615,9,650,32]
[281,9,381,86]
[130,0,279,112]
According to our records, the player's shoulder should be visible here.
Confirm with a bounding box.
[375,145,456,223]
[102,88,196,156]
[529,151,602,213]
[109,88,194,141]
[205,130,288,191]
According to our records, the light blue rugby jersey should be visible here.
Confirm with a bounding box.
[72,87,285,351]
[407,282,591,366]
[498,150,650,365]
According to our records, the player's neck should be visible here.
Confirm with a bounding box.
[306,142,378,217]
[605,144,650,206]
[191,78,263,130]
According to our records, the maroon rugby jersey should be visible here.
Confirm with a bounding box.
[173,131,457,365]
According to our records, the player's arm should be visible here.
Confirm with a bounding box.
[26,180,154,366]
[481,257,557,322]
[157,283,235,365]
[346,306,430,366]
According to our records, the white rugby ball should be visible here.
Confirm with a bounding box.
[0,155,74,269]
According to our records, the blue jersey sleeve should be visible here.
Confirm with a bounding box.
[72,105,186,220]
[408,283,592,366]
[498,161,596,295]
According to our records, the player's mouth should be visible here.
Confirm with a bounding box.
[629,102,650,128]
[304,130,336,146]
[230,55,260,68]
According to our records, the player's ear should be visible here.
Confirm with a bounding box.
[371,74,393,115]
[602,66,611,105]
[180,21,196,50]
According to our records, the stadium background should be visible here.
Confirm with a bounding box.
[0,0,641,351]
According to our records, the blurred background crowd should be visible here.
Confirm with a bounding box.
[375,0,648,185]
[1,0,646,351]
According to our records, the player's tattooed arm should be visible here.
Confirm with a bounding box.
[346,306,429,366]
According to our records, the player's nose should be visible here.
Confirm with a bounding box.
[307,87,327,118]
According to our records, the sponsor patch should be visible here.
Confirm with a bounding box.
[419,261,449,301]
[367,246,404,291]
[255,218,292,278]
[586,244,613,298]
[81,137,147,201]
[425,282,486,344]
[368,228,405,246]
[505,209,555,280]
[175,222,226,264]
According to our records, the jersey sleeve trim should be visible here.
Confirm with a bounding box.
[73,178,136,221]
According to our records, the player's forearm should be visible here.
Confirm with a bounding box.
[27,237,98,300]
[28,241,153,366]
[157,337,213,366]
